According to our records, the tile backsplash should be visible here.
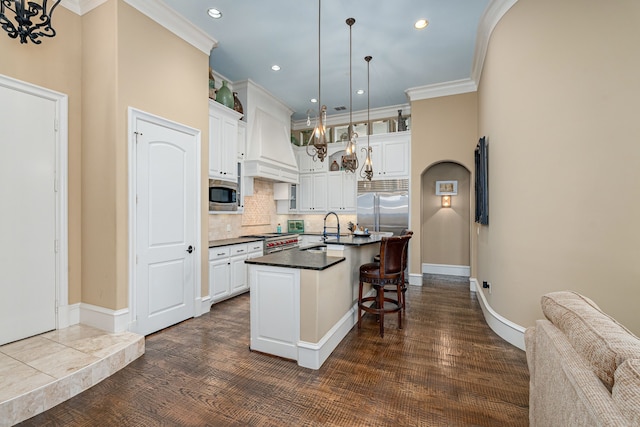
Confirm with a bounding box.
[208,178,356,241]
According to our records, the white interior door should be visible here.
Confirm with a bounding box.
[0,83,57,345]
[134,116,197,336]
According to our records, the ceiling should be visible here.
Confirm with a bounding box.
[162,0,491,122]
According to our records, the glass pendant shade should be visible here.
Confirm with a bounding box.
[341,17,358,173]
[307,105,328,162]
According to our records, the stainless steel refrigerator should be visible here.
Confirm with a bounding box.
[357,179,409,236]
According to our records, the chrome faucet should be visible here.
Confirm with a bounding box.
[323,211,340,240]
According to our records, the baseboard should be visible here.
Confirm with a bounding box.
[297,289,375,370]
[422,263,470,277]
[298,307,356,370]
[409,273,423,286]
[57,303,80,329]
[469,278,526,350]
[195,295,211,317]
[79,303,130,333]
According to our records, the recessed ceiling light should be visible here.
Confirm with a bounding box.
[271,65,281,71]
[311,98,318,103]
[414,19,429,30]
[356,89,365,95]
[207,8,222,19]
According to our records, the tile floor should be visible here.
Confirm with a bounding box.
[0,325,144,426]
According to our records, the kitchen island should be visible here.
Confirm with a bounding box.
[245,236,383,369]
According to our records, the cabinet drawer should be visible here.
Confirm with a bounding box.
[247,242,263,253]
[229,243,248,256]
[209,246,231,261]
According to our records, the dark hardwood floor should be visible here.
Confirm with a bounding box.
[19,275,529,426]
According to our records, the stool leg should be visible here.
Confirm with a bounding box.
[357,279,363,330]
[377,285,385,338]
[397,283,403,329]
[401,272,406,312]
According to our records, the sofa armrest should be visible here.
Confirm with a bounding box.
[524,326,536,381]
[529,319,629,427]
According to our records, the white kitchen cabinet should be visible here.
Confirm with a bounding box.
[210,241,263,304]
[237,120,246,160]
[298,173,327,212]
[326,172,356,212]
[357,133,410,180]
[274,183,297,214]
[209,100,242,181]
[296,146,328,173]
[209,246,231,302]
[230,244,249,293]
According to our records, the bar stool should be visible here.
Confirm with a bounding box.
[374,231,413,311]
[357,234,411,337]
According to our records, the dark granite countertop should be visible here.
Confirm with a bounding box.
[244,248,345,271]
[209,237,263,248]
[323,234,384,246]
[300,232,351,236]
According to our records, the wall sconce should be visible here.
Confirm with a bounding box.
[441,195,451,208]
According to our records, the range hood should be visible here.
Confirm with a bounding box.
[244,107,299,183]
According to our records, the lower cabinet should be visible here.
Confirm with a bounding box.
[210,241,263,304]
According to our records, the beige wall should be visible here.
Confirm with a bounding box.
[477,0,640,333]
[421,162,471,266]
[0,7,83,304]
[81,0,210,309]
[409,92,478,277]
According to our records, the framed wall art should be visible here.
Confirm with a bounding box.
[435,180,458,196]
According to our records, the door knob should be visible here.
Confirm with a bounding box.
[186,245,194,253]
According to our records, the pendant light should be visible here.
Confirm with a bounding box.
[341,17,358,173]
[360,55,374,181]
[306,0,328,162]
[0,0,62,44]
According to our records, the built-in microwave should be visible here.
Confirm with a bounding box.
[209,179,238,212]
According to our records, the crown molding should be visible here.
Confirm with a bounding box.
[123,0,217,54]
[292,103,411,131]
[60,0,107,15]
[61,0,217,54]
[471,0,519,84]
[404,0,518,102]
[405,78,477,102]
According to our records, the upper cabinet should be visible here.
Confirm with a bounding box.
[209,100,243,182]
[295,146,328,173]
[237,121,247,161]
[357,132,410,180]
[327,172,356,212]
[298,173,327,212]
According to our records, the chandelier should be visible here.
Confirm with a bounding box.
[341,17,358,173]
[0,0,62,44]
[306,0,328,162]
[360,55,374,181]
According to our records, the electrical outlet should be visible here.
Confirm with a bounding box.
[226,224,231,232]
[482,281,492,294]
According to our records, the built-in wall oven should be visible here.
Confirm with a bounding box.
[242,233,299,254]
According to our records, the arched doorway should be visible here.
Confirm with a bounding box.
[421,162,470,277]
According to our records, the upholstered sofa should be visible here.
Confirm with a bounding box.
[525,291,640,426]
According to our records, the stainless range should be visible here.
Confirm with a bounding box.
[242,233,299,254]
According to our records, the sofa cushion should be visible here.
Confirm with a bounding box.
[613,358,640,425]
[541,291,640,390]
